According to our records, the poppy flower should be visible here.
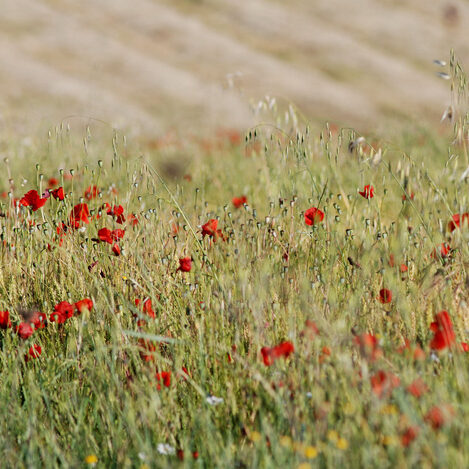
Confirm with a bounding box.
[20,190,47,211]
[424,405,454,430]
[84,185,99,200]
[304,207,325,226]
[75,298,93,314]
[370,370,400,397]
[0,310,11,329]
[138,338,157,362]
[260,341,294,366]
[177,257,192,272]
[29,311,47,330]
[429,310,456,350]
[378,288,392,303]
[431,243,451,259]
[155,371,171,390]
[98,228,125,244]
[127,213,139,226]
[397,339,425,361]
[50,187,65,201]
[70,203,90,228]
[27,344,42,361]
[401,426,419,447]
[359,185,374,199]
[354,333,382,361]
[461,342,469,352]
[400,264,408,273]
[448,212,469,232]
[406,378,429,398]
[107,205,125,224]
[201,219,224,241]
[16,322,34,339]
[300,319,320,338]
[48,177,59,188]
[135,298,156,320]
[402,192,415,201]
[112,243,121,256]
[232,195,247,208]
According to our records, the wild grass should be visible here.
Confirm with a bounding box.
[1,63,469,468]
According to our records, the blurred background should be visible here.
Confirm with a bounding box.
[1,0,468,137]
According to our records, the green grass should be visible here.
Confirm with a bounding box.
[0,118,467,468]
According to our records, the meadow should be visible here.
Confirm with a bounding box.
[1,79,469,468]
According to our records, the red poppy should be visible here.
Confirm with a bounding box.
[50,187,65,201]
[424,405,454,430]
[178,257,192,272]
[70,203,90,228]
[20,190,47,211]
[138,338,157,362]
[300,319,320,338]
[402,192,415,201]
[397,339,425,361]
[75,298,93,314]
[401,426,419,447]
[260,341,294,366]
[462,342,469,352]
[232,195,247,208]
[201,219,224,241]
[448,212,469,232]
[27,344,42,361]
[135,298,156,320]
[155,371,171,390]
[429,310,455,351]
[0,310,11,329]
[98,228,125,244]
[84,185,99,200]
[378,288,392,303]
[359,185,374,199]
[304,207,325,226]
[354,333,382,361]
[29,311,47,330]
[431,243,451,259]
[400,263,408,273]
[16,322,34,339]
[406,378,429,398]
[48,177,59,188]
[107,205,125,224]
[50,301,74,324]
[112,243,121,256]
[127,213,139,226]
[370,370,400,397]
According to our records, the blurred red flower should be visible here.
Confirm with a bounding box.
[70,203,90,228]
[406,378,429,398]
[0,310,11,329]
[261,341,294,366]
[75,298,93,314]
[112,243,121,256]
[138,338,157,362]
[448,212,469,232]
[27,344,42,361]
[202,219,224,241]
[155,371,171,390]
[107,205,125,224]
[359,185,374,199]
[16,322,34,339]
[429,310,455,350]
[20,190,47,211]
[424,405,454,430]
[48,177,59,188]
[378,288,392,303]
[370,370,400,397]
[401,426,419,447]
[98,228,125,244]
[178,257,192,272]
[304,207,324,226]
[232,195,247,208]
[354,333,382,361]
[84,185,99,200]
[50,187,65,201]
